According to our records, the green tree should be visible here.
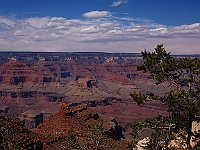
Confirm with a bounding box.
[129,116,176,150]
[65,128,80,150]
[131,44,200,149]
[65,120,107,150]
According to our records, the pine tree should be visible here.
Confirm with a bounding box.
[131,44,200,149]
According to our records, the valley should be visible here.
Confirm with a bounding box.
[0,52,177,149]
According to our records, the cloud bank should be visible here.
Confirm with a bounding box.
[0,11,200,54]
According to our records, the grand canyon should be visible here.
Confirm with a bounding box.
[0,52,199,149]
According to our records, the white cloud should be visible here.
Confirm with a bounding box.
[173,23,200,30]
[170,23,200,36]
[25,17,49,28]
[0,15,199,54]
[0,16,15,27]
[80,26,102,34]
[83,11,111,19]
[42,17,81,30]
[111,0,128,7]
[49,17,66,22]
[99,22,120,28]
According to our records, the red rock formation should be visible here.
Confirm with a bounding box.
[36,103,100,140]
[0,59,58,85]
[0,59,43,84]
[97,73,132,85]
[36,103,126,149]
[76,76,97,88]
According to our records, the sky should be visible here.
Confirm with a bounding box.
[0,0,200,54]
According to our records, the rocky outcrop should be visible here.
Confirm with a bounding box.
[19,112,44,129]
[76,76,97,88]
[36,103,124,142]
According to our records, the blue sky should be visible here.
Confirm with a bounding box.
[0,0,200,54]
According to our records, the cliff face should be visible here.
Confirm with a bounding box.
[36,103,126,150]
[0,55,146,87]
[36,103,123,140]
[0,58,57,85]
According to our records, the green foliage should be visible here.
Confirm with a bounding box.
[129,116,176,149]
[87,120,107,149]
[65,120,108,150]
[137,44,177,84]
[129,121,145,138]
[66,128,79,150]
[130,92,147,105]
[146,117,175,150]
[130,92,160,105]
[131,44,200,149]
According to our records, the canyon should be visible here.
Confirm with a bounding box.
[0,52,172,148]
